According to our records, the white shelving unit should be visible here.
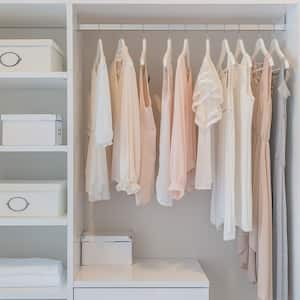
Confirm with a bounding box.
[0,1,300,300]
[0,1,70,300]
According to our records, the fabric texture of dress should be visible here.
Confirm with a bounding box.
[270,66,290,300]
[234,55,254,232]
[238,55,273,300]
[110,39,141,195]
[169,40,197,200]
[192,40,223,190]
[86,39,113,201]
[156,44,174,207]
[136,63,157,206]
[211,55,236,241]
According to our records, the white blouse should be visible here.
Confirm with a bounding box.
[86,39,113,201]
[110,39,141,195]
[192,40,223,190]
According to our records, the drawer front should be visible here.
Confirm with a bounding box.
[74,288,209,300]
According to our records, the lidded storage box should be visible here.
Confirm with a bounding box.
[81,233,133,265]
[0,39,64,72]
[0,180,67,217]
[1,114,63,146]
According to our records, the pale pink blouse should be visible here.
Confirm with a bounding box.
[169,41,196,200]
[110,40,141,195]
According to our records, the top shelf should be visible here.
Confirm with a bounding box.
[0,72,67,89]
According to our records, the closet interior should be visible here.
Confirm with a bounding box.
[0,1,299,300]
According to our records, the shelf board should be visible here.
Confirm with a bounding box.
[0,216,67,226]
[0,145,68,152]
[74,259,209,288]
[0,283,67,300]
[0,72,67,89]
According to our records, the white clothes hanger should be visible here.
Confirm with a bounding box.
[218,38,235,70]
[140,38,147,66]
[182,38,191,70]
[269,38,290,70]
[205,38,210,57]
[252,37,274,67]
[163,38,172,68]
[116,38,126,57]
[235,39,252,68]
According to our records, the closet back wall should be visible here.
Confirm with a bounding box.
[80,30,283,300]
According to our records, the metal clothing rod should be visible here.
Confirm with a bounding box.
[79,23,286,31]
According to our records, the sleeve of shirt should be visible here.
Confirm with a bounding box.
[95,58,113,147]
[168,61,187,200]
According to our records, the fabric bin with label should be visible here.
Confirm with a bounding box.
[0,180,67,217]
[1,114,63,146]
[81,233,133,265]
[0,39,64,72]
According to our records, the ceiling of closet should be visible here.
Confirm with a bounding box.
[76,4,290,24]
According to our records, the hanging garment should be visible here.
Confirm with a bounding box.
[211,54,236,241]
[234,55,255,232]
[86,39,113,201]
[156,43,174,207]
[270,66,290,300]
[192,40,223,190]
[135,63,157,206]
[238,55,273,300]
[169,40,197,200]
[110,39,141,195]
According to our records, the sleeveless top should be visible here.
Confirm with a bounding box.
[136,63,157,206]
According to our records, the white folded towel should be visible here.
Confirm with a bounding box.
[0,258,63,277]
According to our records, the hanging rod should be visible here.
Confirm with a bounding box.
[78,23,286,31]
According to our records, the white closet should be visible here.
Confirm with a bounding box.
[0,1,299,300]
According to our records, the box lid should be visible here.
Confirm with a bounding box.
[81,232,133,243]
[0,39,64,57]
[1,114,62,122]
[0,180,67,192]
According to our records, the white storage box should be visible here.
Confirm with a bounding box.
[0,39,64,72]
[81,233,133,265]
[1,114,63,146]
[0,180,67,217]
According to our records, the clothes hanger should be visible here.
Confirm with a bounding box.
[163,38,172,68]
[140,38,147,66]
[235,27,252,67]
[205,38,210,57]
[252,29,274,67]
[218,38,235,70]
[269,35,290,70]
[116,38,126,57]
[182,37,191,71]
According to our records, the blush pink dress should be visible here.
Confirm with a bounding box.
[238,55,273,300]
[135,63,157,206]
[169,40,197,200]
